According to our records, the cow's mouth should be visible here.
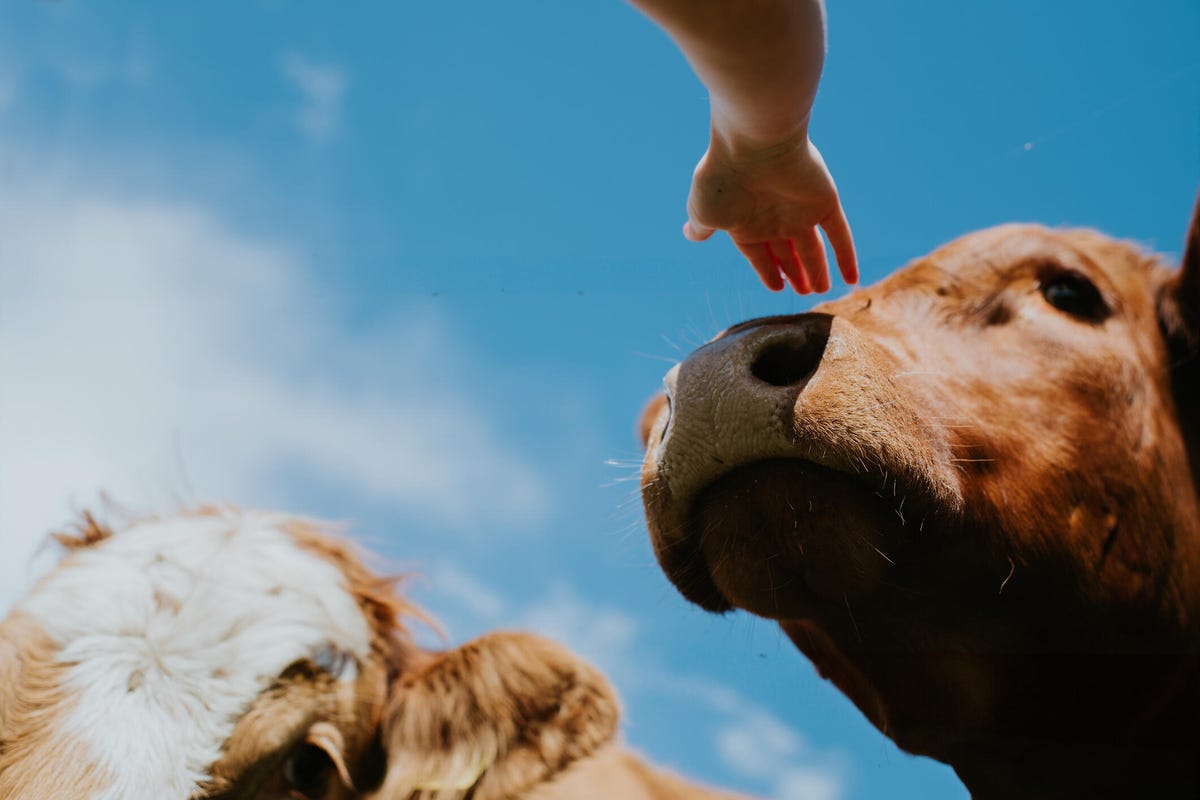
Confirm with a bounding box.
[650,458,925,620]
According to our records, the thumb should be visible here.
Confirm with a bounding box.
[683,219,716,242]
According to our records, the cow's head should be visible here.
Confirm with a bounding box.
[0,509,617,799]
[640,198,1200,796]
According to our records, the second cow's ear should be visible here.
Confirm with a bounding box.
[375,631,619,800]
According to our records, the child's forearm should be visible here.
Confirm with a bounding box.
[629,0,827,149]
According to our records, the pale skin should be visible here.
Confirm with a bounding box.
[630,0,857,293]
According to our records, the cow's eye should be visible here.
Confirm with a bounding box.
[1039,271,1107,320]
[283,742,333,798]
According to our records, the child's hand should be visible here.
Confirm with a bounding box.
[683,133,857,293]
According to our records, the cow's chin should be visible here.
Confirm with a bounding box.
[680,459,911,621]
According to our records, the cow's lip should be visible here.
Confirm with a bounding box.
[648,456,935,619]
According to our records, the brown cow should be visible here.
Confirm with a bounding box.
[0,508,751,800]
[640,198,1200,798]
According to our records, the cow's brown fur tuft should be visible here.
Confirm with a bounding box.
[51,509,114,550]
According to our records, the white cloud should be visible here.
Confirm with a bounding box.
[717,710,847,800]
[718,709,805,778]
[424,562,509,623]
[281,54,346,141]
[775,769,845,800]
[0,175,549,611]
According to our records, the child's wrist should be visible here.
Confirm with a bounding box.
[708,109,811,164]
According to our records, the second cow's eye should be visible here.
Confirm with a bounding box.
[1039,270,1108,321]
[282,742,334,799]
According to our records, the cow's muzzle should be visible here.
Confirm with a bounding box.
[641,313,950,618]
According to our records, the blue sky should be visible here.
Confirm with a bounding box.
[0,2,1197,798]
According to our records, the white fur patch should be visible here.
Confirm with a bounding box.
[19,509,372,800]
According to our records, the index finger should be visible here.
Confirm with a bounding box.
[821,207,859,285]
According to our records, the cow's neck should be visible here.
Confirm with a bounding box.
[949,652,1200,799]
[851,633,1200,797]
[951,735,1199,799]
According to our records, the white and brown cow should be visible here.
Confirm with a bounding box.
[0,508,750,800]
[641,197,1200,798]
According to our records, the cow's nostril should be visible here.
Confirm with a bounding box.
[750,336,820,388]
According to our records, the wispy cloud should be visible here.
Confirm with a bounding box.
[280,53,346,142]
[423,563,510,623]
[0,172,549,611]
[717,709,848,800]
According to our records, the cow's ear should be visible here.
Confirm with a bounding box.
[1159,191,1200,359]
[375,632,619,800]
[1158,192,1200,459]
[1183,191,1200,319]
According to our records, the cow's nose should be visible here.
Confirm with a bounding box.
[652,314,832,477]
[748,326,825,389]
[715,313,832,396]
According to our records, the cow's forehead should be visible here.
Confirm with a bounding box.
[924,224,1160,293]
[17,510,373,800]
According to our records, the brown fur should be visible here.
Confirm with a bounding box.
[0,613,112,799]
[641,198,1200,798]
[51,509,113,551]
[377,632,619,800]
[1,510,752,799]
[525,745,752,800]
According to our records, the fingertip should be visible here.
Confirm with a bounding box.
[837,247,860,285]
[737,241,785,291]
[808,269,831,294]
[796,228,831,294]
[758,268,786,291]
[822,211,860,286]
[683,220,715,242]
[773,240,812,295]
[759,263,786,292]
[839,256,859,285]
